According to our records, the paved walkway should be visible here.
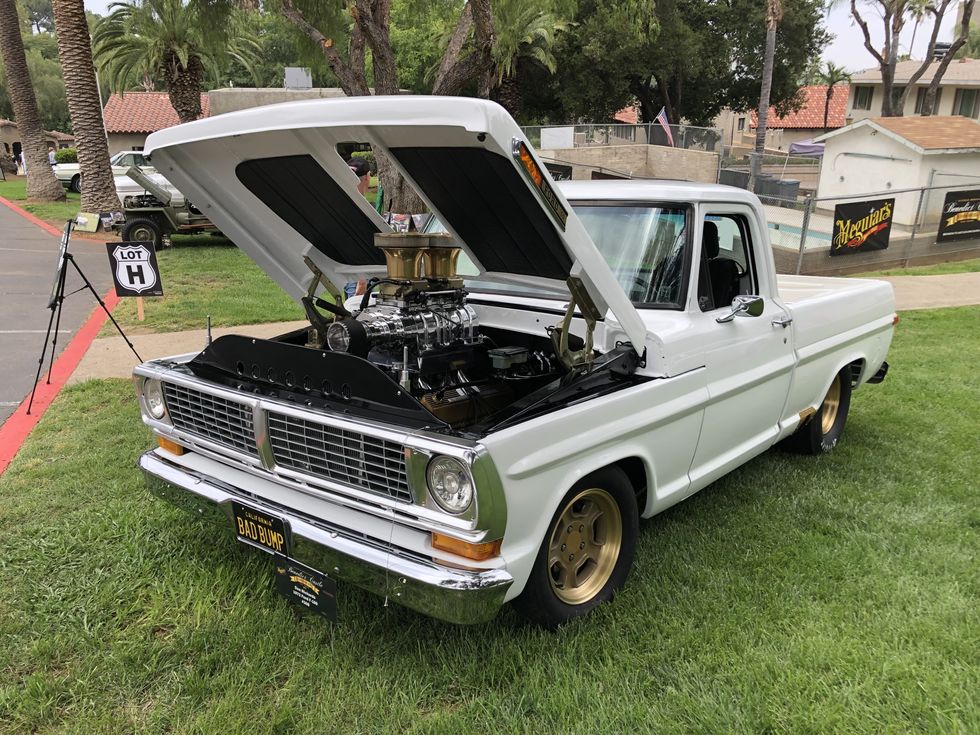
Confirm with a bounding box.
[70,273,979,383]
[0,197,113,424]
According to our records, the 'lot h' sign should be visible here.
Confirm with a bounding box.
[106,242,164,297]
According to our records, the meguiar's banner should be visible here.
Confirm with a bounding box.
[830,198,895,256]
[937,189,980,243]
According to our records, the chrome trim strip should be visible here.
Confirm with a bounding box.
[140,451,512,624]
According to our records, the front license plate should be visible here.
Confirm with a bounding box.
[274,555,337,621]
[231,501,288,555]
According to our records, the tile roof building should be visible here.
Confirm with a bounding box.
[0,119,75,161]
[102,91,210,153]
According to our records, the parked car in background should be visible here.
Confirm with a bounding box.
[113,166,217,249]
[54,150,154,193]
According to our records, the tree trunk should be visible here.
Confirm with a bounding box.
[0,0,65,201]
[750,17,778,190]
[52,0,119,212]
[166,52,204,124]
[920,0,975,116]
[824,89,831,131]
[493,73,522,119]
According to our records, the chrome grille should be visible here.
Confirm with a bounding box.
[163,383,257,457]
[268,412,411,502]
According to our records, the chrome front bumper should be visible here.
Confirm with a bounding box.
[139,451,513,624]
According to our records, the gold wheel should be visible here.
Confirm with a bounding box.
[820,375,842,435]
[547,488,623,605]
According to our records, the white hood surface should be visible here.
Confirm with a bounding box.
[144,96,646,349]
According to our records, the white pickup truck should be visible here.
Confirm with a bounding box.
[134,97,895,627]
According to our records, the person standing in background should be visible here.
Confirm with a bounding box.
[47,146,56,166]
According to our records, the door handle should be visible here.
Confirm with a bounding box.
[771,315,793,328]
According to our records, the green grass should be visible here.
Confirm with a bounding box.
[855,258,980,277]
[0,176,79,223]
[100,245,303,335]
[1,307,977,733]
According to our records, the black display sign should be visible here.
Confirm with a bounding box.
[105,241,163,297]
[830,198,895,256]
[544,162,572,181]
[937,189,980,243]
[274,555,337,621]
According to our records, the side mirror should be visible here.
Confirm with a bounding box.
[716,295,764,323]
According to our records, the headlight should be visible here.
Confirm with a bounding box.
[144,378,166,419]
[426,456,474,514]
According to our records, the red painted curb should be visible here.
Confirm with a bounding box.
[0,290,121,475]
[0,193,67,237]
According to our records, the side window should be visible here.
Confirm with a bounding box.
[698,213,756,312]
[119,154,134,167]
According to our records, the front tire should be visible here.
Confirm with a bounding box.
[787,368,853,454]
[69,174,81,193]
[514,467,638,628]
[121,216,164,251]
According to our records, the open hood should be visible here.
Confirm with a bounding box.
[144,96,646,349]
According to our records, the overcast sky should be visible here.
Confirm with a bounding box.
[82,0,963,75]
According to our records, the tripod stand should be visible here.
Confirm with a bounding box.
[26,221,143,415]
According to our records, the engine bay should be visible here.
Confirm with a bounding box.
[185,231,641,436]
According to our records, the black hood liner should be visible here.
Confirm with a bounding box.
[390,147,573,281]
[236,154,384,267]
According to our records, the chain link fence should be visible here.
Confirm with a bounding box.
[521,123,723,152]
[776,180,980,276]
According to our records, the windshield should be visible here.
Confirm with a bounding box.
[426,203,688,306]
[575,204,687,306]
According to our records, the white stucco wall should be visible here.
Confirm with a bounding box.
[816,126,924,225]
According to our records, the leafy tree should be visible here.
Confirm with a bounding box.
[849,0,975,116]
[0,31,71,132]
[815,61,850,130]
[278,0,496,211]
[486,0,569,117]
[93,0,260,124]
[0,0,64,199]
[52,0,119,211]
[24,0,53,32]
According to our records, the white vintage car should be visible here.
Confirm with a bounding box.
[133,97,895,627]
[54,150,155,193]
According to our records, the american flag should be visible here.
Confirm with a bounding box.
[655,107,674,147]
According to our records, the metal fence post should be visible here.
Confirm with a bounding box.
[904,186,928,268]
[795,195,814,275]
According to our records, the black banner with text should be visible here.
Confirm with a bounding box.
[937,189,980,243]
[831,198,895,256]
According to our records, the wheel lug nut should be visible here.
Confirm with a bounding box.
[579,525,584,532]
[568,554,574,561]
[561,544,566,551]
[580,542,585,549]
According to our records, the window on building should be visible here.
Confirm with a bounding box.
[853,86,874,110]
[914,87,943,115]
[736,117,745,131]
[953,88,979,118]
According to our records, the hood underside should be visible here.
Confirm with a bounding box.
[144,96,646,348]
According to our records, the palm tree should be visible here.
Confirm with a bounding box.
[51,0,120,212]
[93,0,259,125]
[488,0,569,118]
[750,0,783,190]
[816,62,851,131]
[0,0,65,201]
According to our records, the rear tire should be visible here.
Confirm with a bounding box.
[121,216,164,251]
[787,368,852,454]
[513,467,638,628]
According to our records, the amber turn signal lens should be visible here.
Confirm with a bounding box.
[892,314,900,326]
[156,436,186,455]
[431,532,501,561]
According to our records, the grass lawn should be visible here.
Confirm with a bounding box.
[856,258,980,277]
[0,176,79,223]
[100,245,303,335]
[1,306,976,733]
